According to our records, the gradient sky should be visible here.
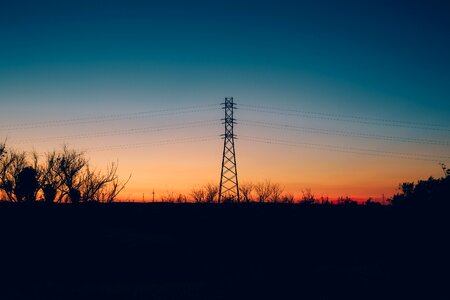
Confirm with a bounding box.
[1,0,449,201]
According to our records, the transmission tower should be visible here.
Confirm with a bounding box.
[218,97,240,203]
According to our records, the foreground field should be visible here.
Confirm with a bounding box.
[0,203,448,299]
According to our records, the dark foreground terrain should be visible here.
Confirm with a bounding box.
[0,203,448,299]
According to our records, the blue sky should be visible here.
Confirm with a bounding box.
[1,1,450,113]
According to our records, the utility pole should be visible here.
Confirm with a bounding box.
[152,189,155,203]
[218,97,240,203]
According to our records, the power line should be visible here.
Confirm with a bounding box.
[240,120,450,146]
[239,104,450,131]
[239,103,449,128]
[10,120,220,144]
[239,135,450,162]
[0,104,219,131]
[86,136,219,152]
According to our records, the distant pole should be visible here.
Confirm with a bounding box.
[152,189,155,203]
[142,193,144,203]
[218,97,240,203]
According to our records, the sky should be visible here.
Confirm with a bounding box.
[1,0,449,201]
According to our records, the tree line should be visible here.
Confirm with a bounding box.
[160,182,362,205]
[390,163,450,208]
[0,142,129,203]
[2,141,448,207]
[160,169,450,207]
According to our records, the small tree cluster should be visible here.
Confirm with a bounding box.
[238,180,291,203]
[161,191,187,203]
[336,196,357,206]
[299,188,316,205]
[0,144,129,203]
[190,183,219,203]
[390,174,450,208]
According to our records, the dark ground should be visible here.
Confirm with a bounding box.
[0,203,448,299]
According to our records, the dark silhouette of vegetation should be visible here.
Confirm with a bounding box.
[337,196,358,206]
[239,182,254,203]
[390,168,450,208]
[42,184,57,203]
[161,191,187,203]
[0,149,27,202]
[2,140,448,209]
[253,180,283,203]
[0,143,129,203]
[365,197,382,207]
[14,167,39,203]
[0,141,5,158]
[190,183,219,203]
[299,188,316,205]
[204,183,219,203]
[280,193,295,203]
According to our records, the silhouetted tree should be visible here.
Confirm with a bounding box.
[221,194,236,203]
[176,193,187,203]
[439,163,450,178]
[319,195,331,205]
[79,162,130,203]
[42,184,57,203]
[14,167,39,203]
[69,188,81,204]
[365,197,382,207]
[337,196,357,206]
[1,145,129,203]
[390,173,450,208]
[204,183,219,203]
[300,188,315,205]
[0,141,5,159]
[160,191,186,203]
[56,146,86,203]
[190,184,219,203]
[40,151,62,203]
[281,193,295,204]
[254,180,273,203]
[239,182,254,203]
[269,183,283,203]
[0,149,27,202]
[190,187,206,203]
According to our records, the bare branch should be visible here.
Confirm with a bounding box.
[239,182,254,203]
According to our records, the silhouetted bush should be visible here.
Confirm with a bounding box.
[299,188,315,205]
[0,142,5,158]
[190,183,219,203]
[14,167,39,203]
[390,173,450,208]
[281,193,295,204]
[365,198,382,207]
[254,180,278,203]
[69,188,81,204]
[337,196,357,206]
[0,148,27,202]
[190,187,206,203]
[42,184,57,203]
[161,191,188,203]
[239,182,254,202]
[205,183,219,203]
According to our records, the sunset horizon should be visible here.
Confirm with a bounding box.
[1,98,447,202]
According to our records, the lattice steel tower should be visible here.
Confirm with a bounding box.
[218,97,240,203]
